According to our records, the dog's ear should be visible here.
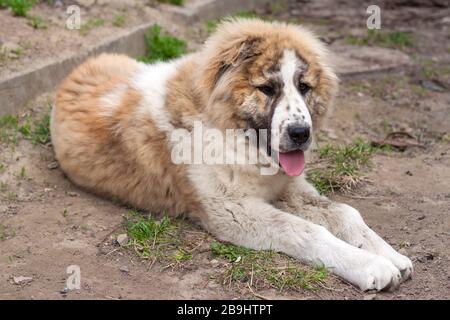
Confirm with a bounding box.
[223,36,262,67]
[202,36,263,91]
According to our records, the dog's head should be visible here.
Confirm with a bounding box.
[198,19,338,176]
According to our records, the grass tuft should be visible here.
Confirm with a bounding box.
[138,24,187,64]
[2,0,34,17]
[0,109,50,146]
[0,224,15,241]
[125,211,195,267]
[79,18,105,36]
[27,15,48,29]
[0,114,21,144]
[156,0,184,5]
[346,29,415,50]
[210,241,327,291]
[112,13,126,27]
[307,139,390,195]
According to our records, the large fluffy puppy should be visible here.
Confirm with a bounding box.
[51,19,412,291]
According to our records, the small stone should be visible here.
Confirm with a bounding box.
[67,192,79,197]
[60,287,69,294]
[13,276,33,285]
[116,234,128,246]
[119,266,129,273]
[210,259,219,265]
[363,294,377,300]
[417,215,426,221]
[47,162,59,170]
[420,79,445,92]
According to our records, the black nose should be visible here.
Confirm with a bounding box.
[288,125,310,145]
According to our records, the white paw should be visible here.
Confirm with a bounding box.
[343,254,402,292]
[383,251,413,282]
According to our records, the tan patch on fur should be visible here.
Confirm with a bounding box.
[53,54,203,219]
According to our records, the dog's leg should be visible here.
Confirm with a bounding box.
[200,197,402,291]
[279,176,413,282]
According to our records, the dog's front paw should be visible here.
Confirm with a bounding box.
[383,251,413,282]
[349,255,402,292]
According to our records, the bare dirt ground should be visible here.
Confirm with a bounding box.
[0,0,197,79]
[1,0,449,299]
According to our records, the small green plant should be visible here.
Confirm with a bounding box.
[5,0,35,17]
[27,15,47,29]
[0,163,5,173]
[420,59,450,80]
[0,110,50,145]
[0,181,7,192]
[0,224,15,241]
[79,18,105,36]
[210,241,327,291]
[138,24,187,64]
[19,166,26,178]
[0,114,20,144]
[307,139,390,195]
[346,29,415,50]
[156,0,184,6]
[112,13,125,27]
[126,212,182,260]
[29,113,50,145]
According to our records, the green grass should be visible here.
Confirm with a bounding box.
[138,24,187,64]
[125,211,192,265]
[205,10,259,33]
[156,0,184,5]
[307,139,390,195]
[2,0,34,17]
[18,166,26,178]
[0,114,21,144]
[0,45,25,64]
[211,241,327,291]
[0,224,15,241]
[112,13,125,27]
[29,113,50,145]
[79,18,105,36]
[0,181,7,192]
[124,212,327,292]
[0,163,5,173]
[346,29,415,50]
[0,110,51,146]
[346,75,429,102]
[27,15,47,29]
[420,59,450,80]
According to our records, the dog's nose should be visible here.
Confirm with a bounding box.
[287,125,310,145]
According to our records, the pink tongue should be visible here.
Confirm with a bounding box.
[279,151,305,176]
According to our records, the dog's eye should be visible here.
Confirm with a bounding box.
[298,82,311,95]
[257,84,276,97]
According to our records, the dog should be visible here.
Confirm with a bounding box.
[51,19,412,291]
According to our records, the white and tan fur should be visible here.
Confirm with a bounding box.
[51,19,412,291]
